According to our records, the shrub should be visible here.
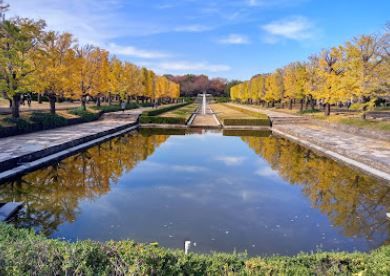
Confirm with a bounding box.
[0,223,388,275]
[91,103,139,113]
[69,108,100,122]
[223,118,271,126]
[140,116,186,124]
[299,109,321,114]
[143,103,189,116]
[223,129,272,137]
[3,117,34,131]
[30,112,68,128]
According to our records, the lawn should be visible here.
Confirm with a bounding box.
[160,103,198,120]
[312,113,390,132]
[210,103,270,126]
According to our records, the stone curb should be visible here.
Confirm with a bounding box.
[272,128,390,183]
[0,124,138,183]
[0,121,138,173]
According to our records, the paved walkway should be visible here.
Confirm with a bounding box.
[228,103,390,181]
[0,109,142,172]
[189,106,221,128]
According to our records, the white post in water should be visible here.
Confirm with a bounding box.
[184,241,191,254]
[202,92,206,115]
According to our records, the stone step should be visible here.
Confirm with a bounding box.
[0,202,23,221]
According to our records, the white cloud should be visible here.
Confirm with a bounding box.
[107,43,169,59]
[156,61,231,73]
[215,156,246,166]
[255,167,278,177]
[261,16,314,42]
[171,165,208,173]
[218,34,250,45]
[174,24,213,32]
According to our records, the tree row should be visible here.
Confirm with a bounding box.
[231,26,389,115]
[0,11,180,118]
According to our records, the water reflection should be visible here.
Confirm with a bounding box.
[0,133,169,235]
[0,130,388,255]
[241,136,390,246]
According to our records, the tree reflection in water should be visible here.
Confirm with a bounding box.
[0,132,388,247]
[241,136,390,246]
[0,132,169,236]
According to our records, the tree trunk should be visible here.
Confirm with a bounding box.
[127,95,131,104]
[81,96,87,111]
[289,99,293,110]
[108,93,112,106]
[37,93,42,104]
[96,97,101,107]
[11,95,20,118]
[299,99,304,112]
[305,97,309,110]
[49,95,56,115]
[324,103,330,116]
[311,99,315,110]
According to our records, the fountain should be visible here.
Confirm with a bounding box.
[188,92,222,128]
[202,92,207,115]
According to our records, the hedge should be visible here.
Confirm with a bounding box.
[0,223,389,275]
[140,115,186,124]
[143,102,189,116]
[224,118,271,126]
[69,108,101,122]
[91,103,139,113]
[223,129,272,137]
[0,111,103,138]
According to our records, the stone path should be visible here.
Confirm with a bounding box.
[189,106,221,128]
[0,109,141,173]
[228,103,390,181]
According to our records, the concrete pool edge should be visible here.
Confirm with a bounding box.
[0,124,139,183]
[272,128,390,183]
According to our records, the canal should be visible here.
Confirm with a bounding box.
[0,129,388,256]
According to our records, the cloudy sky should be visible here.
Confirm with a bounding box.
[6,0,389,80]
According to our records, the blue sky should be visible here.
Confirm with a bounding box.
[7,0,390,80]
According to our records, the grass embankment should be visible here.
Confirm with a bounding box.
[140,102,195,125]
[235,103,390,133]
[0,224,388,275]
[311,113,390,132]
[0,108,101,138]
[211,103,270,126]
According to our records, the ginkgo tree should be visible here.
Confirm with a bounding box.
[231,26,390,115]
[0,7,180,118]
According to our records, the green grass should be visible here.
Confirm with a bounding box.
[161,103,197,119]
[0,223,389,275]
[140,102,192,125]
[142,103,190,117]
[313,114,390,132]
[338,117,390,132]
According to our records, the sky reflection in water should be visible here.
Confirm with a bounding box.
[1,130,389,256]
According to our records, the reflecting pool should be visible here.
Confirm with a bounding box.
[0,129,389,256]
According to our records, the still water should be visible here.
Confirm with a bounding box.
[1,129,389,256]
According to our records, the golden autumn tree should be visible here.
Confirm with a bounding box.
[317,48,346,115]
[264,70,283,106]
[0,18,45,118]
[31,31,74,114]
[283,62,307,110]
